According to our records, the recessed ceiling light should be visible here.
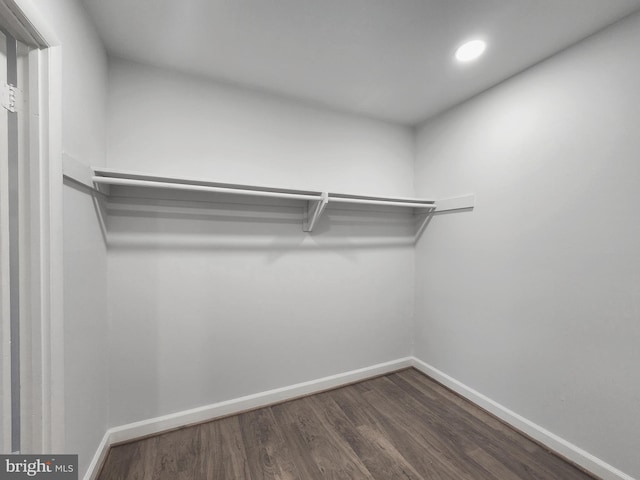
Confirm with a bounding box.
[455,39,487,62]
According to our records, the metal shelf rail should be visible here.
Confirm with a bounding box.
[62,155,474,234]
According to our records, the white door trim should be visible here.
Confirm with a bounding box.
[1,28,12,454]
[0,0,63,453]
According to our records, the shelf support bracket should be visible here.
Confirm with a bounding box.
[414,210,435,242]
[303,192,329,232]
[435,194,475,213]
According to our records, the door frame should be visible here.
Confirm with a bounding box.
[0,0,63,453]
[1,27,11,454]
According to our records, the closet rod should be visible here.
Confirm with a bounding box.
[91,177,323,201]
[329,197,436,209]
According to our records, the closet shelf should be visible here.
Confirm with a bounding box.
[90,175,322,202]
[62,157,474,234]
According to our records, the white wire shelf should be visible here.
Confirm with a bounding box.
[62,157,474,234]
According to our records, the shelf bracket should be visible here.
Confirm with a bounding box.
[414,210,435,241]
[435,194,475,213]
[303,192,329,232]
[62,154,108,195]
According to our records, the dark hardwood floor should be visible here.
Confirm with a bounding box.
[97,368,596,480]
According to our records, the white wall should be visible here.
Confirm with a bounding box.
[414,11,640,478]
[106,59,416,427]
[30,0,108,477]
[107,58,414,196]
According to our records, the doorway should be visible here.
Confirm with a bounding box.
[0,0,64,451]
[0,26,35,454]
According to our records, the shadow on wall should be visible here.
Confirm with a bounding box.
[64,179,474,258]
[94,185,422,253]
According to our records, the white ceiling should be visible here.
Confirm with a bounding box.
[81,0,640,125]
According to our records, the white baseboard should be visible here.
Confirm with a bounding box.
[84,356,635,480]
[83,357,412,480]
[411,357,636,480]
[83,431,111,480]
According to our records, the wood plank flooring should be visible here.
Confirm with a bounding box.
[97,368,596,480]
